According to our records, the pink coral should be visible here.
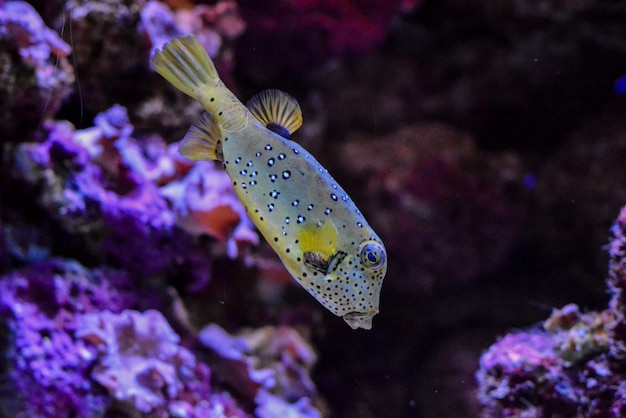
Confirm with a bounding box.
[76,309,247,417]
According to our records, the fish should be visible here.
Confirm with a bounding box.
[151,35,387,330]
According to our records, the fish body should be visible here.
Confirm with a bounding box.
[151,36,387,329]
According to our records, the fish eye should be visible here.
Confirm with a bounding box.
[359,240,386,270]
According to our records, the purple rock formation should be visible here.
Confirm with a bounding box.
[476,205,626,417]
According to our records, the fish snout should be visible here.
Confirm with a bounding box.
[343,311,376,330]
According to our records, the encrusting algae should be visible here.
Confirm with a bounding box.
[151,35,387,329]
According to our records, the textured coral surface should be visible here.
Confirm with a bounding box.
[2,0,626,417]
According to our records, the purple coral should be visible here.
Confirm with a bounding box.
[7,105,257,289]
[476,205,626,417]
[0,259,137,417]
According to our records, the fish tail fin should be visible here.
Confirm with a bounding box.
[179,112,224,161]
[152,35,249,132]
[151,35,219,99]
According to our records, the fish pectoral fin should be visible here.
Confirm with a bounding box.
[303,250,347,275]
[151,35,219,100]
[246,89,302,138]
[297,220,338,272]
[303,251,330,273]
[178,112,224,161]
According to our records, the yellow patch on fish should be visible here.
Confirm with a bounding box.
[151,35,388,330]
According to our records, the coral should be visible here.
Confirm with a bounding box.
[56,0,149,116]
[0,1,74,140]
[476,309,623,417]
[235,0,421,81]
[0,259,322,417]
[76,309,247,417]
[608,204,626,358]
[4,104,256,289]
[476,205,626,417]
[141,0,245,59]
[162,161,259,258]
[0,259,137,417]
[199,324,323,415]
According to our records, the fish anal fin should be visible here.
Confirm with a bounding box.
[246,89,303,138]
[178,112,224,161]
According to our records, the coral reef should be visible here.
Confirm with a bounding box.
[476,205,626,417]
[0,259,323,417]
[3,0,626,417]
[0,260,136,417]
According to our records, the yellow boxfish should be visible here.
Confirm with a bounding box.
[151,35,387,330]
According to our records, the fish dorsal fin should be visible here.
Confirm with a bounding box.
[296,220,338,273]
[246,89,302,138]
[178,112,224,161]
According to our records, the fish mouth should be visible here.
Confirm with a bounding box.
[343,312,374,330]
